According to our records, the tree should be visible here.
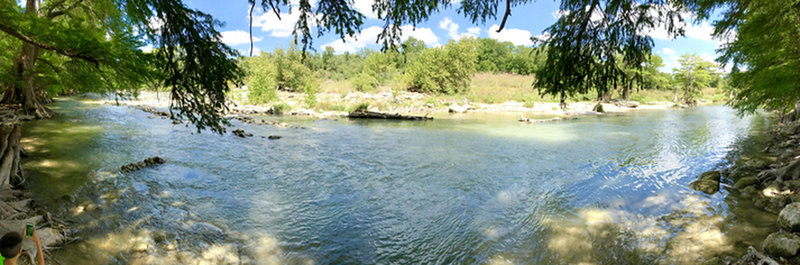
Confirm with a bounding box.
[0,0,243,133]
[693,0,800,115]
[404,38,479,94]
[534,0,687,108]
[672,53,715,105]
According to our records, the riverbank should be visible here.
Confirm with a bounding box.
[687,112,800,264]
[108,90,713,122]
[0,105,72,265]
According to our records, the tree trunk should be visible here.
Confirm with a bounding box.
[673,85,679,102]
[1,0,51,119]
[622,83,631,101]
[0,123,23,189]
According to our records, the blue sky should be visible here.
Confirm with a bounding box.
[182,0,727,72]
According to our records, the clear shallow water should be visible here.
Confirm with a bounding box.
[22,99,774,264]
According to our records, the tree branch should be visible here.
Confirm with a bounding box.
[0,23,99,66]
[496,0,511,32]
[249,0,255,56]
[46,0,85,19]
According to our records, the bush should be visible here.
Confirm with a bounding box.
[271,102,291,114]
[350,51,397,91]
[243,47,318,104]
[404,38,478,95]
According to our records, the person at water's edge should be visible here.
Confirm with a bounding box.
[1,229,44,265]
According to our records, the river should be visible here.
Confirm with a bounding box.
[21,98,776,264]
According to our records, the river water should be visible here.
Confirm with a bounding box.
[21,98,776,264]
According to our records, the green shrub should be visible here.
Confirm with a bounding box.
[404,38,478,95]
[271,102,291,114]
[351,102,370,112]
[243,47,318,104]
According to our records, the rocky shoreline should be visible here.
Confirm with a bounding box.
[103,91,690,121]
[687,114,800,264]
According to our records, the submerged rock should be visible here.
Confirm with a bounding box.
[121,156,166,172]
[267,135,281,140]
[689,170,721,195]
[762,231,800,257]
[733,177,760,189]
[779,203,800,232]
[232,129,253,138]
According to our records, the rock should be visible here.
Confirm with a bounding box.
[172,120,181,125]
[268,135,281,140]
[733,177,759,189]
[779,202,800,232]
[121,157,166,172]
[448,104,468,113]
[592,103,605,113]
[689,170,721,195]
[144,156,166,166]
[762,231,800,257]
[232,129,253,138]
[613,100,640,108]
[699,170,722,181]
[689,179,720,195]
[741,185,760,199]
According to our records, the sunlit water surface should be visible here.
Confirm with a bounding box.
[22,98,775,264]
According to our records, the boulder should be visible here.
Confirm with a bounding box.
[232,129,253,138]
[689,179,720,195]
[448,104,468,113]
[268,135,281,140]
[689,170,721,195]
[733,177,759,189]
[779,203,800,232]
[762,231,800,257]
[592,103,605,113]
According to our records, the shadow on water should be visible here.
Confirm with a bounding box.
[20,99,778,264]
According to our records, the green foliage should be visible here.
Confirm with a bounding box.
[352,102,370,112]
[534,0,687,108]
[701,0,800,114]
[350,50,397,91]
[673,53,716,104]
[271,102,291,114]
[245,56,278,104]
[404,38,478,95]
[242,47,318,104]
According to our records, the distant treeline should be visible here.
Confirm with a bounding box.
[239,37,727,106]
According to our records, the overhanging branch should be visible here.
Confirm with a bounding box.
[0,23,99,66]
[496,0,511,32]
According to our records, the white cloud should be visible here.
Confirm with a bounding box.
[251,5,318,38]
[662,48,676,55]
[699,53,716,63]
[400,25,439,45]
[353,0,378,19]
[139,44,154,53]
[439,17,460,40]
[685,22,714,41]
[220,30,263,46]
[439,18,480,40]
[321,25,439,54]
[488,25,533,46]
[552,9,569,19]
